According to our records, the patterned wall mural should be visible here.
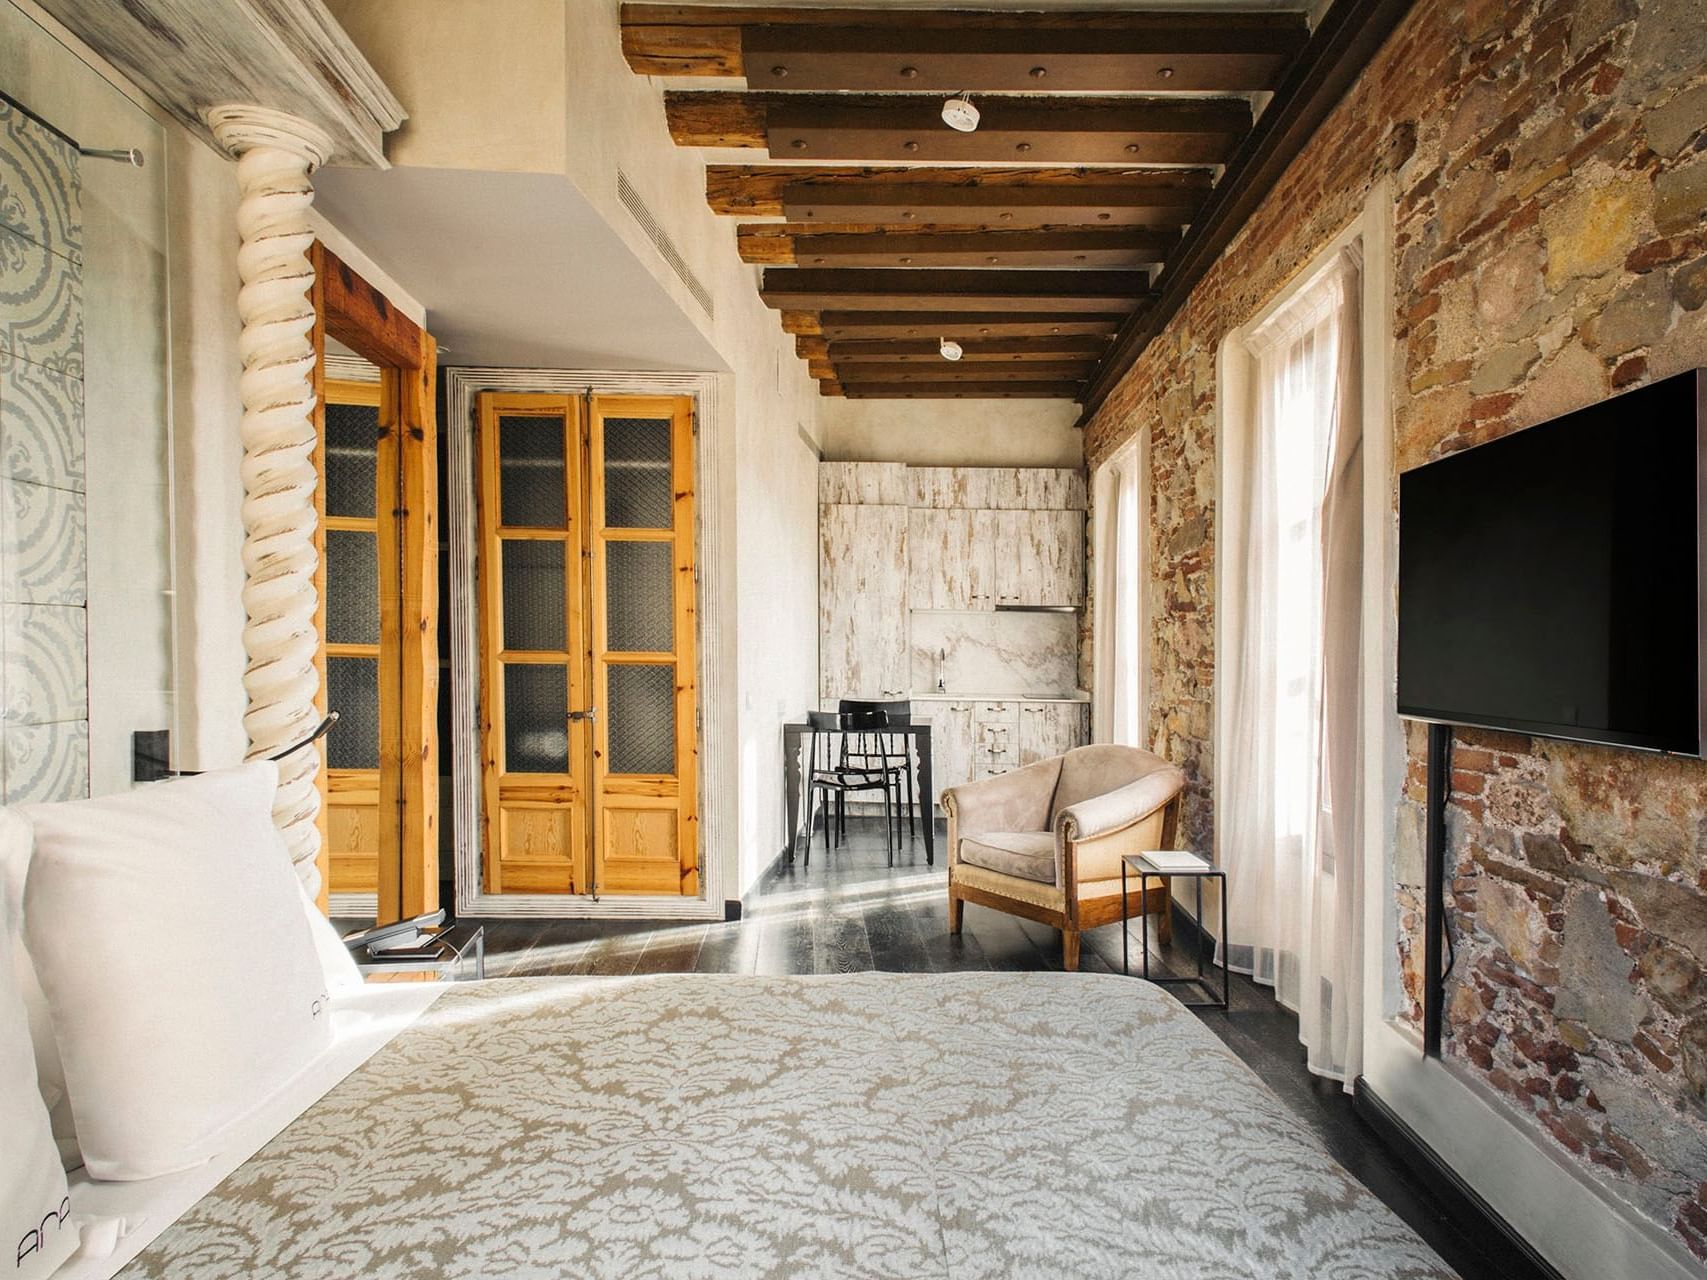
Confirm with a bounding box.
[0,97,88,804]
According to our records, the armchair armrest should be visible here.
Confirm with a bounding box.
[1054,766,1186,845]
[941,758,1061,844]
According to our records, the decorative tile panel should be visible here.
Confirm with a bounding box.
[0,226,83,378]
[0,477,85,605]
[0,97,85,804]
[2,601,86,724]
[0,348,84,488]
[0,99,82,262]
[2,717,86,803]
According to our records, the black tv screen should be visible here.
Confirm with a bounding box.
[1397,368,1705,755]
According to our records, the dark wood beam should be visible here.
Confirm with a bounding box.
[1078,0,1418,423]
[760,268,1154,312]
[831,361,1095,382]
[835,381,1083,399]
[744,226,1176,268]
[815,311,1126,338]
[741,21,1306,94]
[624,7,1306,90]
[706,165,1214,222]
[666,92,1251,164]
[828,335,1111,362]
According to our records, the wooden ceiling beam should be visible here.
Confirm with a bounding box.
[1080,0,1418,422]
[742,25,1303,94]
[706,165,1215,220]
[666,92,1251,164]
[832,361,1095,383]
[624,7,1306,92]
[828,336,1110,362]
[815,311,1126,338]
[753,226,1175,268]
[835,381,1083,399]
[760,268,1153,312]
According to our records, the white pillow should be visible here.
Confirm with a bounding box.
[20,763,334,1180]
[0,809,80,1169]
[0,866,79,1279]
[300,881,363,993]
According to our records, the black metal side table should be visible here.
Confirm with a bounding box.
[1121,852,1229,1010]
[355,922,486,982]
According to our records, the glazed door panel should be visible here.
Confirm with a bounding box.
[318,377,395,903]
[588,395,699,896]
[477,393,592,895]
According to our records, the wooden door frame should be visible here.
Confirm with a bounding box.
[309,241,439,922]
[445,369,731,920]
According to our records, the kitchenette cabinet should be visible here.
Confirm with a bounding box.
[819,461,1090,805]
[820,501,909,700]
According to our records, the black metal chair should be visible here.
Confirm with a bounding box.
[837,698,916,845]
[804,709,897,866]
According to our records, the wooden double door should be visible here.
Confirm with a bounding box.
[475,393,699,898]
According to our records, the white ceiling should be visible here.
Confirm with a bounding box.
[313,166,726,373]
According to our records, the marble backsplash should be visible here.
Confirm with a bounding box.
[910,610,1079,697]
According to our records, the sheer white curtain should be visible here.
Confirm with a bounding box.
[1220,245,1364,1084]
[1094,443,1144,746]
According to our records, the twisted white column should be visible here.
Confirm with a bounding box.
[207,106,335,896]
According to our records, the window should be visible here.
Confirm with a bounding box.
[1094,433,1145,747]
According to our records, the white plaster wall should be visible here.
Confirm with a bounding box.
[164,133,246,771]
[324,0,568,175]
[820,397,1084,469]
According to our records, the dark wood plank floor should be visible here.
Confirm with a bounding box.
[466,817,1539,1280]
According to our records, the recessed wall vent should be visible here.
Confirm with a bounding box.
[617,170,715,320]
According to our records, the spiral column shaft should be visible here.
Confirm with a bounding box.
[207,107,335,896]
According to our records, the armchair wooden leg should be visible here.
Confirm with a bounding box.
[1062,928,1081,972]
[948,890,964,935]
[1157,883,1174,946]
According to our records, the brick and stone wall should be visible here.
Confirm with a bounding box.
[1082,0,1707,1257]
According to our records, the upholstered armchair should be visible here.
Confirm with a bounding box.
[943,745,1186,971]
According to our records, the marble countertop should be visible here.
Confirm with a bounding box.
[910,690,1090,704]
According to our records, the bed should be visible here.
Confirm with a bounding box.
[95,973,1453,1280]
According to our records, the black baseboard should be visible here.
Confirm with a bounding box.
[724,898,742,922]
[1352,1078,1564,1280]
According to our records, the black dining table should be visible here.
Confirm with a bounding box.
[781,719,934,865]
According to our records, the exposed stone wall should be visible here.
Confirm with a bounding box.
[1083,0,1707,1258]
[1395,724,1707,1256]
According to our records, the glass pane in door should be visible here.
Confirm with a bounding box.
[603,418,672,528]
[501,539,566,651]
[499,415,567,528]
[324,402,378,518]
[607,663,675,774]
[326,529,379,644]
[327,656,379,769]
[605,541,673,652]
[504,663,568,773]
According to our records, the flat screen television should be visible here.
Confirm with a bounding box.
[1397,367,1705,755]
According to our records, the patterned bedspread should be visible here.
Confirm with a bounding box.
[121,973,1454,1279]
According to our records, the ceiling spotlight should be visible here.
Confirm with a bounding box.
[941,93,980,132]
[939,338,964,361]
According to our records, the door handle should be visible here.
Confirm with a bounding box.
[567,706,599,724]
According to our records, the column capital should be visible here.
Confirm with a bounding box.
[205,104,335,170]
